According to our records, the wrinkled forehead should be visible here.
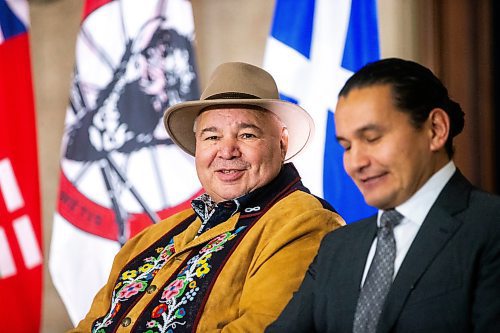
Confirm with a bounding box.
[193,104,283,131]
[198,103,276,118]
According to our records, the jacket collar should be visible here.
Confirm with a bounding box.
[238,162,305,218]
[192,162,304,222]
[175,163,305,253]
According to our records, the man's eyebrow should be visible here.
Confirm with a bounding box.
[239,123,262,132]
[199,126,219,135]
[198,122,263,136]
[356,124,381,134]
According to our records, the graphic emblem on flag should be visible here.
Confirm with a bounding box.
[60,0,201,243]
[50,0,201,324]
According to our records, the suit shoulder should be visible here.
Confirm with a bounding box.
[322,215,375,244]
[467,188,500,221]
[447,170,500,221]
[452,187,500,246]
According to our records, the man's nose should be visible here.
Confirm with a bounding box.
[345,145,370,173]
[218,137,241,159]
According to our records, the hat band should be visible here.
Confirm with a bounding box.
[204,92,260,100]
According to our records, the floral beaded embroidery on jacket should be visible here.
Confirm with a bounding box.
[91,240,176,332]
[140,226,247,332]
[91,226,246,333]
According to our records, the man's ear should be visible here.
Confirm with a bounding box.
[428,108,450,152]
[280,127,289,160]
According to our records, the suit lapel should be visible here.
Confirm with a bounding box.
[378,170,472,332]
[338,216,378,331]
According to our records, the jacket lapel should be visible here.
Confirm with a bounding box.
[339,216,378,331]
[378,170,472,332]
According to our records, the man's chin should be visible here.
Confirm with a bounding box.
[362,192,391,210]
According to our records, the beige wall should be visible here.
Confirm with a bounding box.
[30,0,82,331]
[29,0,416,331]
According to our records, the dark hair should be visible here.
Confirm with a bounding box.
[339,58,465,158]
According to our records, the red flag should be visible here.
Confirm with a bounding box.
[0,1,43,332]
[49,0,201,324]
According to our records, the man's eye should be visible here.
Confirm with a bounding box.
[204,135,219,141]
[240,133,256,139]
[366,136,380,143]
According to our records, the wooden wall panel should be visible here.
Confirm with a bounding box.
[416,0,495,192]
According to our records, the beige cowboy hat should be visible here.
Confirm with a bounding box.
[163,61,314,160]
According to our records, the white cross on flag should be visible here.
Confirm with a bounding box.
[264,0,380,222]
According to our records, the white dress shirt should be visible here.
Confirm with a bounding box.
[360,161,457,286]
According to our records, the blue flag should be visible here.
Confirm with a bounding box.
[264,0,379,222]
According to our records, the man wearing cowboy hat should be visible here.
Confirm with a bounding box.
[71,62,344,332]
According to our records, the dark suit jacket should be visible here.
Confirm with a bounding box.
[267,170,500,332]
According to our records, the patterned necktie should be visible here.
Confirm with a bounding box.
[353,209,403,333]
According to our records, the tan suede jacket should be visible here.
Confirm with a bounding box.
[71,167,344,332]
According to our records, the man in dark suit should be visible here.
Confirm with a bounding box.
[266,58,500,333]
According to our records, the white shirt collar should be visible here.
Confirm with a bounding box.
[378,161,456,226]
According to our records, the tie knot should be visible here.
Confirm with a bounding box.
[380,209,403,229]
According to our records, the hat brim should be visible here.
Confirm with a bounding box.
[163,99,314,161]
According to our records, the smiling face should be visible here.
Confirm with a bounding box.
[335,84,449,210]
[194,106,288,202]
